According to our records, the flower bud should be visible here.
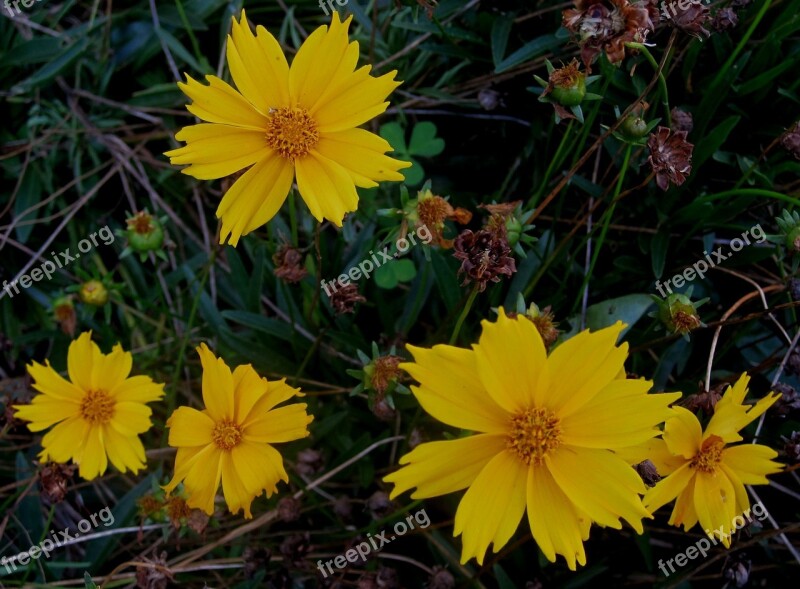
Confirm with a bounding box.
[125,210,164,254]
[79,280,108,306]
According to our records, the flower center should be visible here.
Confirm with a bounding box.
[80,390,115,424]
[212,420,243,450]
[691,435,725,473]
[507,408,562,465]
[265,107,319,160]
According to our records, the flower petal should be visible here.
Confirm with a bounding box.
[544,322,628,417]
[67,331,97,392]
[384,434,507,500]
[227,10,290,112]
[721,444,782,484]
[663,406,703,459]
[232,364,269,424]
[14,396,79,432]
[643,462,695,513]
[693,470,738,547]
[91,343,133,393]
[401,344,509,433]
[197,344,235,421]
[164,443,215,494]
[546,446,649,532]
[183,447,224,515]
[39,417,88,463]
[78,426,108,480]
[240,378,302,424]
[527,464,589,571]
[179,74,268,130]
[613,437,687,476]
[221,451,256,518]
[109,401,153,436]
[166,124,270,180]
[231,441,288,498]
[315,128,409,187]
[110,375,165,404]
[215,150,294,246]
[668,480,699,531]
[243,403,312,443]
[103,424,146,474]
[167,406,216,447]
[473,308,549,412]
[295,150,359,226]
[453,450,528,565]
[27,359,84,401]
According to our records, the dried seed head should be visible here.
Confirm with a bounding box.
[277,496,302,523]
[428,567,456,589]
[330,283,366,315]
[670,108,694,133]
[781,121,800,161]
[647,126,694,191]
[38,462,76,504]
[272,244,308,284]
[634,459,661,487]
[453,229,517,291]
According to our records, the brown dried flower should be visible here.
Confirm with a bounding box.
[416,191,471,247]
[134,551,173,589]
[330,283,366,315]
[711,7,739,31]
[670,108,694,133]
[53,297,77,337]
[370,355,402,395]
[428,566,456,589]
[662,0,710,37]
[782,121,800,161]
[647,126,694,190]
[453,229,517,291]
[563,0,656,69]
[166,496,191,528]
[38,462,76,503]
[273,244,308,284]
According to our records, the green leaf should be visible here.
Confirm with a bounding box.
[651,232,670,279]
[562,294,656,340]
[494,34,562,74]
[491,14,514,68]
[375,259,416,289]
[379,122,408,154]
[408,121,445,157]
[692,115,741,173]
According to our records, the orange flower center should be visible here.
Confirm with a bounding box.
[212,420,243,450]
[507,408,562,465]
[80,390,115,424]
[265,107,319,160]
[691,435,725,473]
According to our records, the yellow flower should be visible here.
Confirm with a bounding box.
[643,374,782,547]
[14,332,164,480]
[164,344,313,517]
[166,11,411,246]
[383,310,681,569]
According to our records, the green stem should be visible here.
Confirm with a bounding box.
[626,43,671,127]
[530,120,574,208]
[572,145,633,312]
[175,0,206,70]
[449,285,479,345]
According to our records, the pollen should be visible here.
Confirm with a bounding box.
[80,390,116,424]
[265,107,320,160]
[690,435,725,473]
[507,408,562,465]
[212,420,243,450]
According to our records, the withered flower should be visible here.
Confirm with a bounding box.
[662,0,710,37]
[330,283,366,315]
[277,496,302,522]
[670,107,694,133]
[562,0,655,69]
[782,431,800,464]
[711,7,739,32]
[370,355,403,395]
[647,126,694,190]
[166,496,192,528]
[134,551,173,589]
[428,567,456,589]
[272,244,308,284]
[781,121,800,161]
[542,60,586,120]
[453,229,517,291]
[38,462,76,503]
[416,190,471,247]
[772,383,800,416]
[53,296,76,337]
[681,383,724,414]
[634,459,661,487]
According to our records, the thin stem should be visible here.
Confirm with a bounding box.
[530,120,574,208]
[626,43,671,127]
[449,285,479,345]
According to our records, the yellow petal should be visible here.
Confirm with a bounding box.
[546,446,649,532]
[39,417,88,463]
[230,441,288,497]
[295,150,359,226]
[91,343,132,393]
[526,464,588,571]
[110,375,165,404]
[183,447,224,515]
[473,308,549,412]
[643,462,694,513]
[103,424,146,474]
[227,10,290,112]
[221,451,256,518]
[613,437,687,476]
[453,450,527,565]
[67,331,97,392]
[544,322,628,417]
[401,343,509,433]
[78,426,108,480]
[232,364,269,424]
[315,128,409,187]
[27,359,84,401]
[668,479,699,531]
[109,401,153,436]
[197,343,235,421]
[215,150,294,246]
[240,378,302,423]
[560,379,680,449]
[166,123,270,180]
[383,434,507,500]
[14,396,79,432]
[693,470,737,547]
[663,406,703,459]
[167,406,216,447]
[243,403,312,443]
[179,74,268,130]
[718,462,750,519]
[721,444,782,484]
[289,13,357,111]
[164,444,215,494]
[313,66,400,133]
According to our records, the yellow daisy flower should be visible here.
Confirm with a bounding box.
[164,344,313,517]
[643,374,782,547]
[383,310,681,569]
[14,332,164,480]
[165,10,411,246]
